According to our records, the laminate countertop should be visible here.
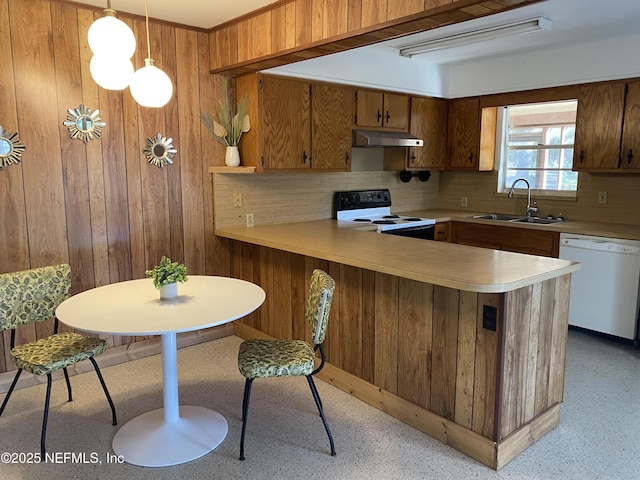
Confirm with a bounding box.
[215,219,579,294]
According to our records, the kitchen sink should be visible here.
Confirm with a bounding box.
[469,213,566,225]
[470,213,525,221]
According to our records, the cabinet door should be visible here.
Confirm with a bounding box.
[434,222,451,242]
[355,89,383,128]
[383,93,409,130]
[452,222,559,257]
[620,80,640,170]
[311,84,352,170]
[447,98,480,170]
[260,76,311,169]
[408,96,448,170]
[573,83,625,170]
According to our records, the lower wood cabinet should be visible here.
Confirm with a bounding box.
[434,221,451,242]
[451,222,560,257]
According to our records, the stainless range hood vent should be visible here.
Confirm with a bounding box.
[353,130,424,148]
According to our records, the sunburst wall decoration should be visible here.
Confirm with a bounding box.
[0,126,26,169]
[144,133,177,168]
[63,104,105,143]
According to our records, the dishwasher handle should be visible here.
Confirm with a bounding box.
[560,237,640,254]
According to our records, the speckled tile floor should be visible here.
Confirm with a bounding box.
[0,329,638,480]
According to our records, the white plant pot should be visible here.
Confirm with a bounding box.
[159,282,178,300]
[225,146,241,167]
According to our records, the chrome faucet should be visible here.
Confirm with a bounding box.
[508,178,539,218]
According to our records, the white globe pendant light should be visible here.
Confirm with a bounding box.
[87,1,135,91]
[90,54,134,90]
[130,59,173,108]
[130,0,172,108]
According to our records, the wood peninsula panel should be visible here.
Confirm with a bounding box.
[209,0,544,76]
[227,240,570,469]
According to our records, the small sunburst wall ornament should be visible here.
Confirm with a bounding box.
[63,104,105,143]
[0,126,26,169]
[144,133,177,168]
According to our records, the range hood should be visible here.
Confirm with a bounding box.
[353,129,424,147]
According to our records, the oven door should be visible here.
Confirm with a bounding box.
[380,224,435,240]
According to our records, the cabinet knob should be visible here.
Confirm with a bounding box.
[627,149,634,165]
[579,150,585,164]
[377,110,381,122]
[410,153,416,164]
[386,111,390,122]
[302,151,308,164]
[345,151,350,164]
[468,152,474,163]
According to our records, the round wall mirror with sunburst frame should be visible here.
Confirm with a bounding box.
[63,104,105,143]
[144,133,177,168]
[0,126,26,169]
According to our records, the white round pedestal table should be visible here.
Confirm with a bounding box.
[55,276,265,467]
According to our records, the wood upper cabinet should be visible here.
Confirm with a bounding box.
[451,222,560,257]
[573,80,640,171]
[236,74,351,171]
[355,89,409,131]
[447,98,480,170]
[311,83,353,170]
[407,96,448,170]
[446,98,496,171]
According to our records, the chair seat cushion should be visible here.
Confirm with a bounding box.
[11,332,107,376]
[238,339,315,379]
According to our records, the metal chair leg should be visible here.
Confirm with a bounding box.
[0,368,23,417]
[41,375,53,457]
[239,378,254,461]
[89,357,117,426]
[306,375,336,456]
[63,368,73,402]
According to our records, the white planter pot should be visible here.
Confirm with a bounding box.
[159,282,178,300]
[225,146,240,167]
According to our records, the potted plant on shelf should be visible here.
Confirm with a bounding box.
[145,256,188,300]
[201,77,250,167]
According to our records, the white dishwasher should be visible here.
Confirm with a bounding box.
[559,233,640,342]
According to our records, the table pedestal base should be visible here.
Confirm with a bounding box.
[112,406,228,467]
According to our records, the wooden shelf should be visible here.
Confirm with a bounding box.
[208,166,256,174]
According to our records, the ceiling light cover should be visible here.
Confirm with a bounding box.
[130,59,173,108]
[399,17,552,57]
[90,54,134,90]
[87,9,136,59]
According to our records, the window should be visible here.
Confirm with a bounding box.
[497,100,578,196]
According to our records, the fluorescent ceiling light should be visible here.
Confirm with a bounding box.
[398,17,552,58]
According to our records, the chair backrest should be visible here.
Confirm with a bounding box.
[305,269,335,346]
[0,264,71,331]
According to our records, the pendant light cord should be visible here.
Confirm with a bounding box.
[144,0,151,60]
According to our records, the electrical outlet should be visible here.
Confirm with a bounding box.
[233,192,243,207]
[597,191,607,204]
[461,196,468,208]
[246,213,254,227]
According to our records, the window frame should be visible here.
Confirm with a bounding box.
[496,101,578,199]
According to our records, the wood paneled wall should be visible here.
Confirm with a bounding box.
[228,239,570,447]
[0,0,229,373]
[209,0,543,76]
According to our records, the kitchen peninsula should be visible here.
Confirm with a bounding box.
[215,220,579,469]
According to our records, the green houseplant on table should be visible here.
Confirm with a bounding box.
[146,256,188,299]
[201,77,250,167]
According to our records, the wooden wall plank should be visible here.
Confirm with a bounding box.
[10,0,68,269]
[273,250,293,339]
[339,264,363,377]
[346,0,362,31]
[361,268,376,384]
[285,2,297,49]
[389,0,426,20]
[398,278,433,409]
[374,272,398,394]
[327,261,341,363]
[258,246,274,333]
[291,253,307,340]
[252,11,272,58]
[295,0,312,46]
[237,20,252,63]
[524,281,542,423]
[361,0,387,27]
[311,0,324,41]
[431,285,459,420]
[548,274,570,405]
[323,0,348,38]
[271,5,287,53]
[455,290,478,429]
[534,278,554,414]
[0,0,29,276]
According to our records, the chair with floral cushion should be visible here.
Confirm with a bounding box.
[237,268,336,460]
[0,264,117,456]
